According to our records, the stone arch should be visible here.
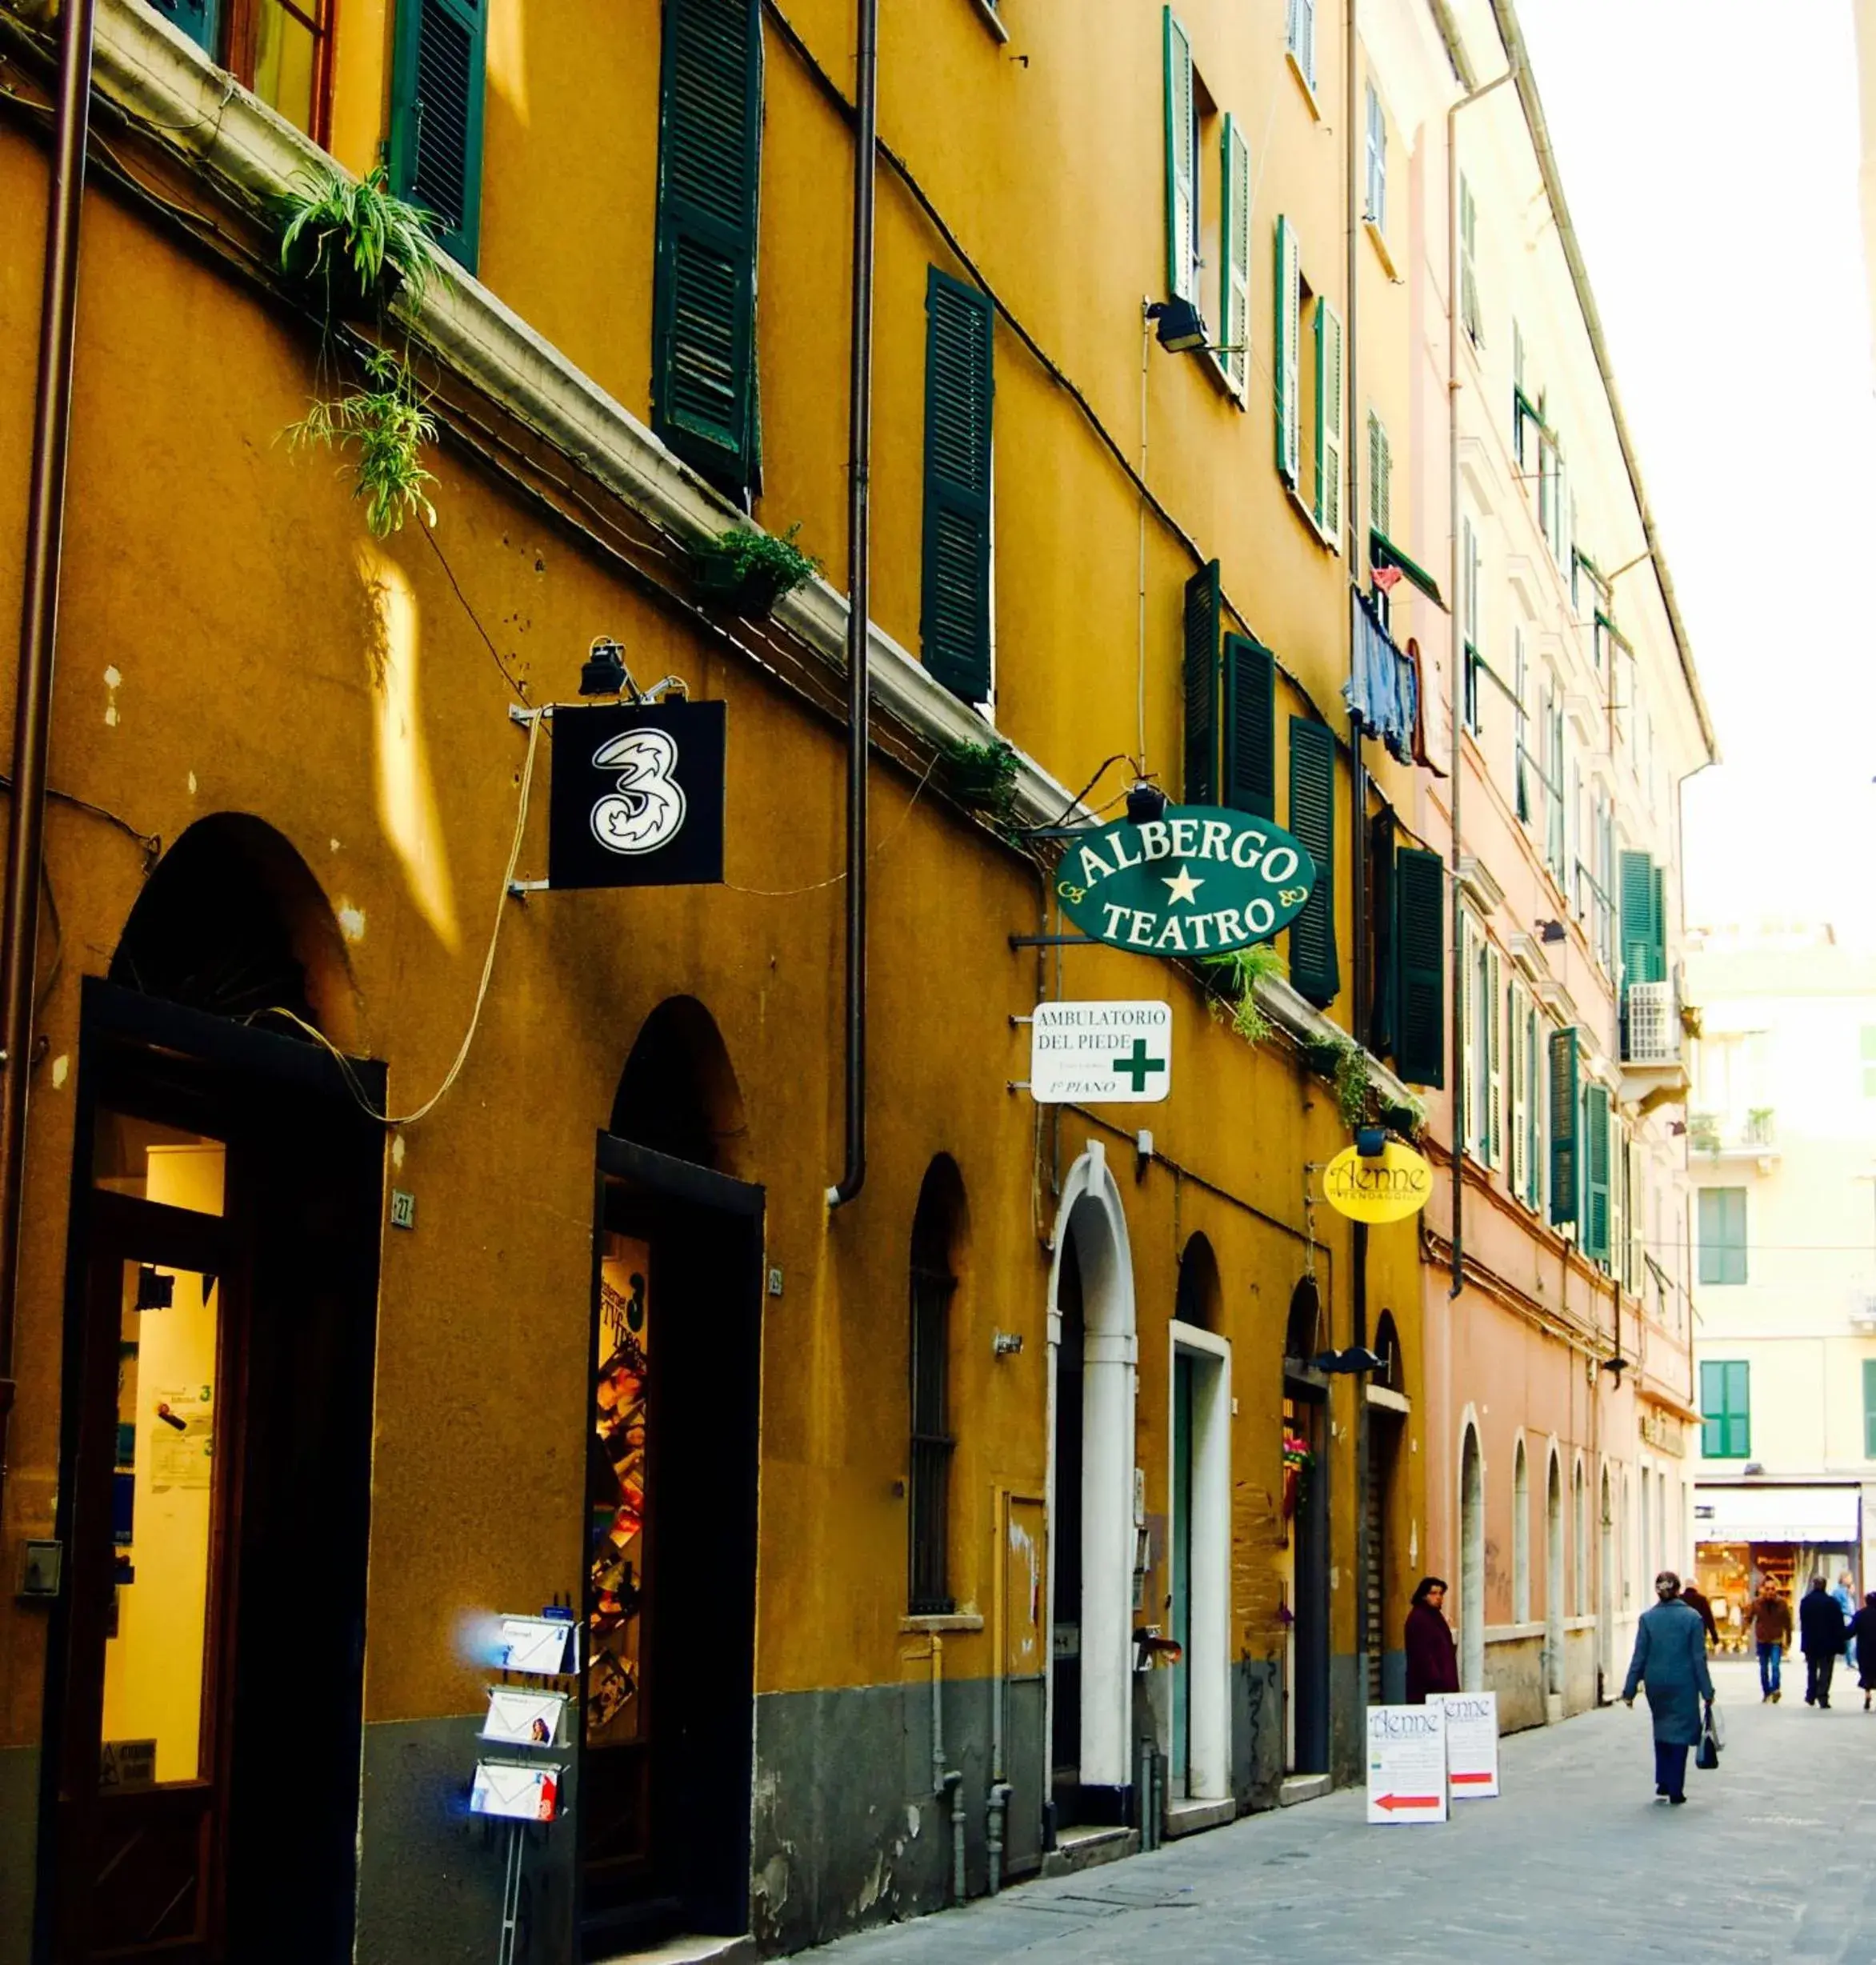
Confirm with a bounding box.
[109,813,358,1048]
[1372,1309,1404,1393]
[610,995,748,1175]
[1044,1143,1138,1806]
[1174,1231,1222,1330]
[908,1155,968,1615]
[1545,1445,1566,1700]
[1458,1415,1486,1691]
[1284,1275,1324,1364]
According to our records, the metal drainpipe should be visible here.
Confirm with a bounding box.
[0,0,99,1521]
[1344,0,1371,1711]
[827,0,878,1210]
[1445,61,1518,1302]
[928,1635,965,1906]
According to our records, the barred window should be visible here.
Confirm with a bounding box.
[909,1159,965,1615]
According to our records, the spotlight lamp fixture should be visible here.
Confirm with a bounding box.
[1536,918,1568,945]
[1598,1354,1628,1387]
[1146,296,1210,354]
[1125,779,1170,825]
[579,636,630,698]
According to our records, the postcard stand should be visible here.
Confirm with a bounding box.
[476,1613,578,1965]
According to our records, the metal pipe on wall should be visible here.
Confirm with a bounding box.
[0,0,99,1521]
[828,0,878,1209]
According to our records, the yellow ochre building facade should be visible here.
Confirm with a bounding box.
[0,0,1705,1960]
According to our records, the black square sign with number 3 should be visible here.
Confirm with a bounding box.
[547,701,726,890]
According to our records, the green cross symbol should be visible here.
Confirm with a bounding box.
[1113,1039,1166,1094]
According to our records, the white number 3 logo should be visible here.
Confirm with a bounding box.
[590,728,686,855]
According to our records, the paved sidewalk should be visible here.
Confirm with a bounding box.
[802,1662,1876,1963]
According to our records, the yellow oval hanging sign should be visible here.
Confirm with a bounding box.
[1323,1140,1433,1223]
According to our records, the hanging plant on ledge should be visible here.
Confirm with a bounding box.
[691,522,822,618]
[1282,1428,1315,1519]
[275,165,445,537]
[1203,943,1287,1048]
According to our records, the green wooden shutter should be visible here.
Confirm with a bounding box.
[390,0,489,271]
[920,270,995,704]
[1287,718,1338,1007]
[1368,812,1397,1057]
[1274,218,1301,483]
[1314,301,1344,545]
[1182,562,1222,803]
[1222,632,1275,819]
[1221,114,1251,395]
[1582,1083,1610,1262]
[1699,1359,1724,1457]
[1650,863,1667,982]
[1486,946,1504,1170]
[650,0,763,489]
[1548,1027,1579,1227]
[1164,10,1196,302]
[151,0,218,54]
[1619,850,1654,987]
[1394,846,1444,1087]
[1724,1361,1750,1458]
[1863,1360,1876,1459]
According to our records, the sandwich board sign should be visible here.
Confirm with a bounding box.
[1365,1703,1448,1823]
[1430,1690,1500,1798]
[1030,1002,1172,1104]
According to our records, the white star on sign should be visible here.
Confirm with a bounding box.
[1162,864,1204,906]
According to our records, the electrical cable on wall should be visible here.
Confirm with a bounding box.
[250,708,542,1127]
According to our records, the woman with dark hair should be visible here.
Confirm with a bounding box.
[1405,1576,1460,1704]
[1622,1571,1715,1804]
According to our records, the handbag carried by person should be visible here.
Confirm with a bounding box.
[1695,1698,1723,1771]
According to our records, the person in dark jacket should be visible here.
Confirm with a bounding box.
[1622,1571,1715,1803]
[1405,1575,1460,1704]
[1800,1575,1847,1708]
[1846,1593,1876,1710]
[1679,1580,1719,1648]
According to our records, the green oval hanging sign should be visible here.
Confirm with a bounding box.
[1053,806,1317,957]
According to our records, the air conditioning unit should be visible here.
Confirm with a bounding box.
[1850,1291,1876,1331]
[1623,980,1680,1066]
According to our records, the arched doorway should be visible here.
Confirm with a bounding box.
[1045,1144,1137,1831]
[1365,1311,1408,1703]
[1545,1450,1566,1714]
[1458,1422,1486,1690]
[1282,1279,1330,1774]
[51,817,381,1964]
[582,999,761,1954]
[1168,1235,1230,1804]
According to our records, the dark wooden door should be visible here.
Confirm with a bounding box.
[58,1190,242,1962]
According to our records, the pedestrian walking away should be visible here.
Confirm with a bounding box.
[1802,1575,1849,1709]
[1404,1575,1459,1705]
[1846,1593,1876,1711]
[1746,1578,1793,1701]
[1835,1571,1858,1671]
[1622,1571,1716,1804]
[1680,1579,1719,1648]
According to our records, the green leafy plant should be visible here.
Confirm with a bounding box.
[692,522,822,615]
[284,348,438,537]
[1688,1112,1721,1155]
[278,163,438,310]
[1330,1039,1375,1131]
[940,736,1019,817]
[1204,943,1286,1048]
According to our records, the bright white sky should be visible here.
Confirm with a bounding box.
[1518,1,1876,947]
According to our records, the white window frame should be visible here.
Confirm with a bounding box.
[1365,80,1386,233]
[1286,0,1316,91]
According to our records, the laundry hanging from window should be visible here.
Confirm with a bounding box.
[1344,593,1442,773]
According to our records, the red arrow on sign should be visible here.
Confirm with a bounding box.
[1450,1771,1494,1786]
[1374,1792,1442,1811]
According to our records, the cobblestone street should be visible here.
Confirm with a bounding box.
[804,1663,1876,1964]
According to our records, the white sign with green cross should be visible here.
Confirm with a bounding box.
[1030,1001,1172,1105]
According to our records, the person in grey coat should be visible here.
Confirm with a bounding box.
[1622,1571,1716,1804]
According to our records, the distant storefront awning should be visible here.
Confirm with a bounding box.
[1696,1484,1862,1545]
